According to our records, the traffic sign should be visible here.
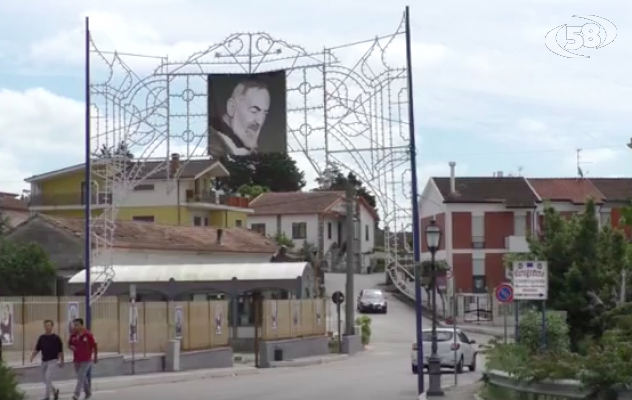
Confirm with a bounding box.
[445,269,453,279]
[331,291,345,305]
[495,284,514,303]
[512,261,548,300]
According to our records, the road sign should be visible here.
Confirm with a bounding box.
[446,269,453,279]
[495,284,514,303]
[512,261,548,300]
[331,291,345,305]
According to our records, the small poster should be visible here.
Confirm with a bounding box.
[316,300,322,326]
[0,302,14,346]
[67,302,80,335]
[174,306,183,340]
[292,301,300,327]
[271,301,278,331]
[129,300,139,344]
[214,304,223,335]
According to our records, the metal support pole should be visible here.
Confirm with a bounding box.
[84,15,92,329]
[427,250,444,396]
[514,301,519,342]
[404,5,425,396]
[541,302,547,351]
[452,292,457,387]
[344,182,355,336]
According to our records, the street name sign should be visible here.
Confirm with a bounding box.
[511,261,548,300]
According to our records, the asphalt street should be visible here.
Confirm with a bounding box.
[32,273,489,399]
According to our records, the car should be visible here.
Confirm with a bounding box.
[356,289,388,314]
[411,328,477,374]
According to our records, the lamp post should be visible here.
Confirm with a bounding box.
[426,219,444,396]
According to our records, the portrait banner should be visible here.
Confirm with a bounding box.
[207,70,287,158]
[316,300,322,326]
[0,302,14,346]
[67,302,80,335]
[271,300,278,331]
[129,300,139,344]
[174,305,183,340]
[214,304,222,335]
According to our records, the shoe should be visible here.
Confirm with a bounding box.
[84,392,92,399]
[53,389,60,400]
[72,396,79,400]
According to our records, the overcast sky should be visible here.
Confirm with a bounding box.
[0,0,629,195]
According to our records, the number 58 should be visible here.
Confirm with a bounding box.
[565,23,601,50]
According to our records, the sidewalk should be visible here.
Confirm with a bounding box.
[18,354,349,397]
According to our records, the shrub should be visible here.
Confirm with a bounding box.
[0,360,25,400]
[518,309,569,353]
[355,315,372,345]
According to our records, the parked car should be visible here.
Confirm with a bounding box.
[411,328,477,374]
[357,289,388,314]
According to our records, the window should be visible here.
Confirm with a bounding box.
[513,214,527,236]
[133,184,155,191]
[472,276,486,293]
[472,215,484,248]
[193,216,202,226]
[132,216,154,223]
[327,222,332,239]
[235,220,243,228]
[472,257,485,275]
[251,223,266,235]
[292,222,307,239]
[365,225,369,241]
[600,212,611,227]
[204,217,209,227]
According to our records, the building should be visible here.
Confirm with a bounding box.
[7,214,279,293]
[419,163,632,295]
[25,154,252,228]
[0,192,30,228]
[246,191,379,271]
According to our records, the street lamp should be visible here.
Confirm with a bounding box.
[426,219,444,396]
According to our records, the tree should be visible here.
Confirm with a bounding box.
[94,141,134,159]
[526,200,626,351]
[218,153,306,194]
[0,360,24,400]
[0,210,11,236]
[315,166,377,212]
[0,240,56,296]
[237,184,269,199]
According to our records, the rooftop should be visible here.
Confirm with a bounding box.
[433,177,539,208]
[528,178,605,204]
[19,214,278,254]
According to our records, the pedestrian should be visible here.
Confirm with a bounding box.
[30,320,63,400]
[68,318,98,400]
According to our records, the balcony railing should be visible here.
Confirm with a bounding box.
[185,190,250,208]
[29,192,113,207]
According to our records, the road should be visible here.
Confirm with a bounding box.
[30,273,489,399]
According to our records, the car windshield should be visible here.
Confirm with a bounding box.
[421,331,453,342]
[362,292,383,300]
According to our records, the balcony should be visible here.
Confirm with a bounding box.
[505,235,529,253]
[185,190,250,208]
[29,192,113,208]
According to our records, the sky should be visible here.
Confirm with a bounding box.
[0,0,630,198]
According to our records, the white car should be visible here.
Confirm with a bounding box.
[411,328,478,374]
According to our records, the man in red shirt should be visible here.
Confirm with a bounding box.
[68,318,98,400]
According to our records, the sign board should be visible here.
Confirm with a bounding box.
[512,261,548,300]
[436,276,447,290]
[445,269,453,279]
[495,284,514,303]
[331,291,345,305]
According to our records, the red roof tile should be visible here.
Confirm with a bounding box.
[250,191,345,215]
[527,178,605,204]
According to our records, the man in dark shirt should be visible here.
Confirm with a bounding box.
[30,320,63,400]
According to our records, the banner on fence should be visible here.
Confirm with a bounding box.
[0,302,14,345]
[174,305,183,339]
[214,304,222,335]
[67,302,79,335]
[129,301,139,343]
[271,300,278,331]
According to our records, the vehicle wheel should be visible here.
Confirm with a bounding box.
[412,365,418,374]
[456,356,464,374]
[383,309,388,314]
[469,353,477,371]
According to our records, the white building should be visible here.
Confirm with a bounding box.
[246,191,379,271]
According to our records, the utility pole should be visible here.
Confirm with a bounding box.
[345,181,356,336]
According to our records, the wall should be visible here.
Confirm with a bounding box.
[113,180,179,207]
[358,204,375,254]
[246,215,278,236]
[323,217,342,251]
[419,179,445,218]
[94,249,273,266]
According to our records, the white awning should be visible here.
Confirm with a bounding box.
[68,262,309,284]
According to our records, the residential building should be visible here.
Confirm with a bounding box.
[419,164,632,296]
[246,191,379,271]
[25,154,252,228]
[0,191,30,228]
[7,214,279,293]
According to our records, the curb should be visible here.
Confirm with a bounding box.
[19,367,260,395]
[269,354,349,368]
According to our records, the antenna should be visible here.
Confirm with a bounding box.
[517,166,524,177]
[576,148,592,179]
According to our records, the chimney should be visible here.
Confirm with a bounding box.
[170,153,180,176]
[496,171,503,178]
[449,162,456,194]
[216,228,223,245]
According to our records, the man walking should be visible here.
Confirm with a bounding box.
[68,318,98,400]
[30,320,63,400]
